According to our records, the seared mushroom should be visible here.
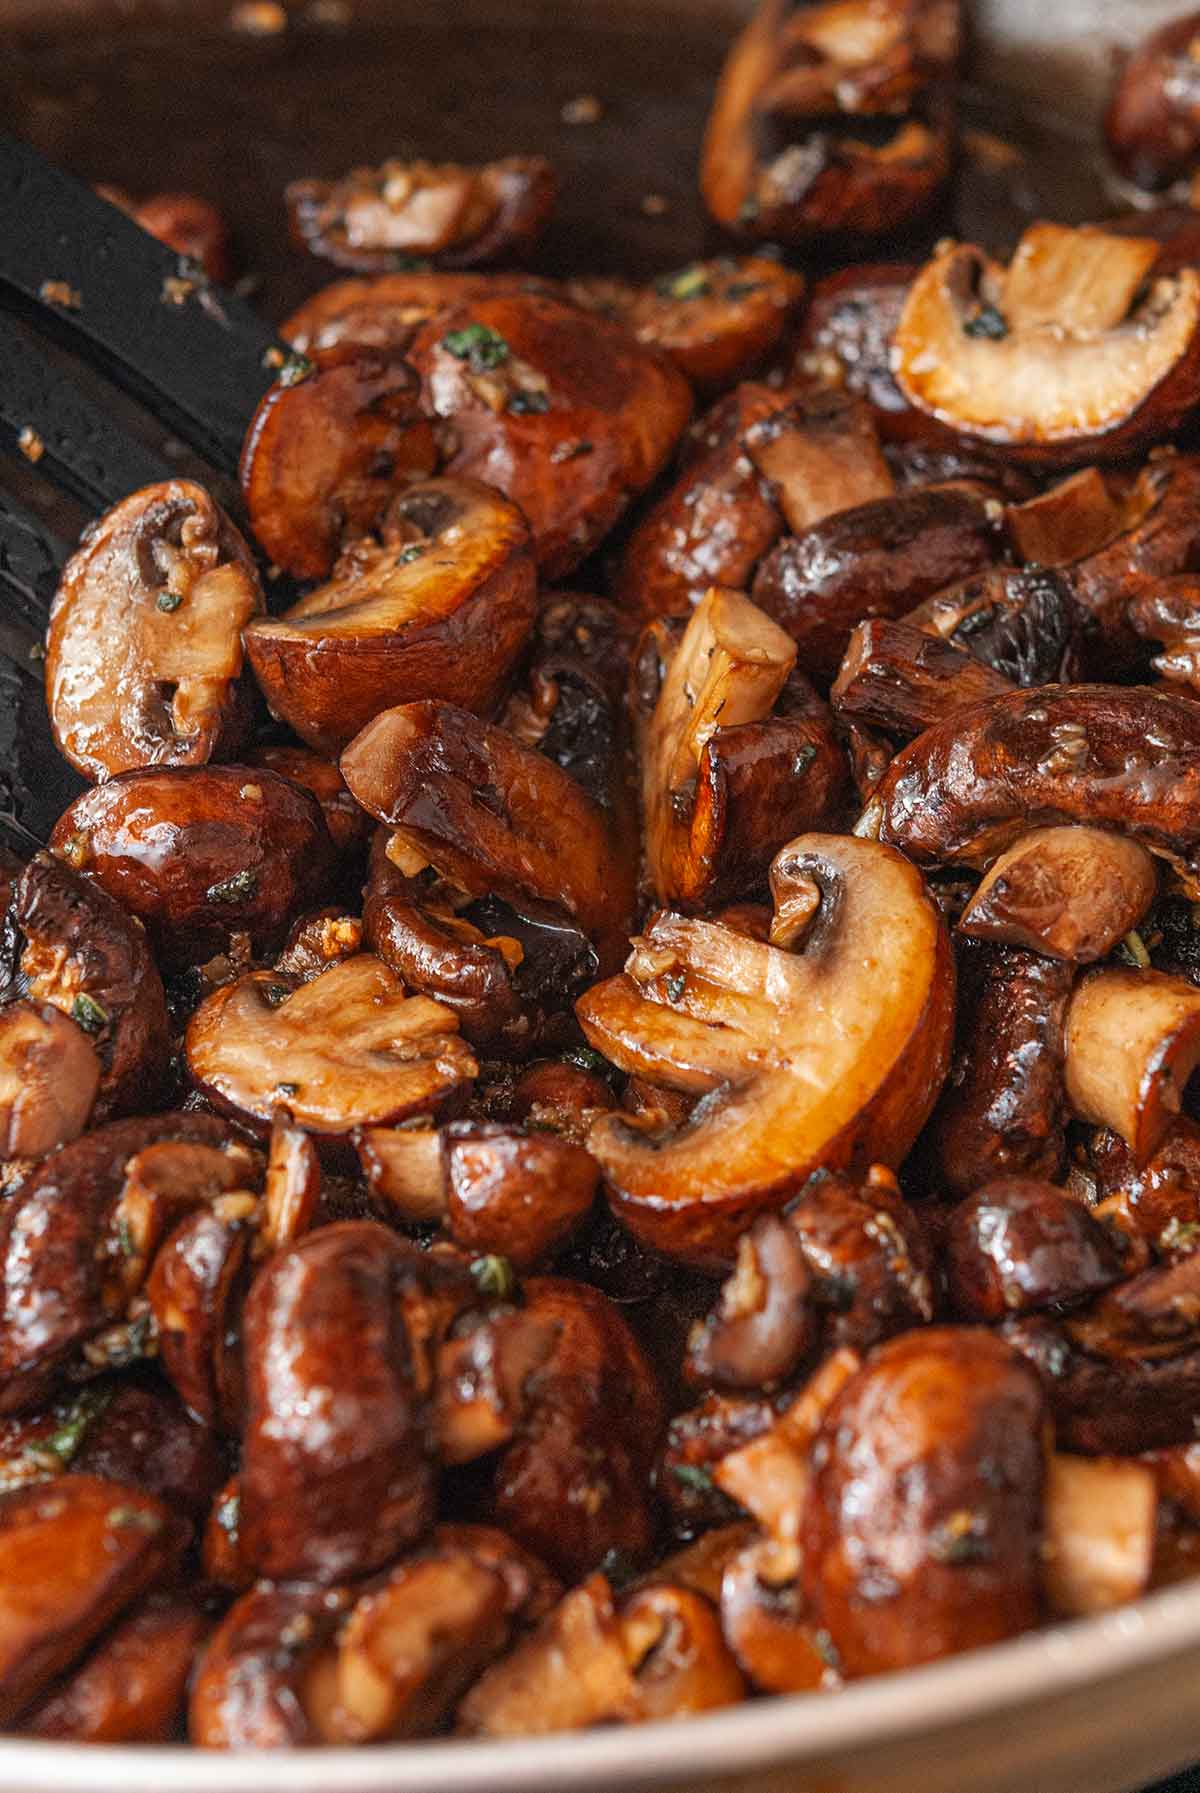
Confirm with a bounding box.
[944,1177,1126,1321]
[405,290,692,577]
[579,834,954,1266]
[893,224,1200,466]
[186,954,477,1136]
[958,826,1158,963]
[24,1590,210,1742]
[249,745,371,856]
[831,616,1013,740]
[281,270,554,357]
[1041,1453,1158,1619]
[1004,464,1163,571]
[793,260,937,441]
[1105,12,1200,190]
[239,345,438,580]
[190,1581,354,1748]
[1065,967,1200,1163]
[0,1001,101,1160]
[801,1328,1046,1676]
[146,1205,254,1430]
[46,481,261,782]
[1065,452,1200,668]
[286,155,557,271]
[1087,1119,1200,1256]
[243,477,537,754]
[96,184,233,282]
[50,764,335,967]
[904,564,1082,688]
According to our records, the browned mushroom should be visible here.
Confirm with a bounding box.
[893,224,1200,466]
[1041,1453,1158,1619]
[944,1177,1126,1322]
[579,834,954,1266]
[831,616,1014,740]
[66,1380,226,1519]
[50,764,335,967]
[0,1001,101,1161]
[958,827,1158,963]
[1064,453,1200,668]
[904,564,1082,688]
[281,270,555,357]
[405,290,692,577]
[1004,465,1163,571]
[793,260,947,442]
[1105,12,1200,190]
[569,257,805,394]
[1064,967,1200,1163]
[239,345,438,580]
[248,746,371,857]
[659,1392,776,1534]
[801,1328,1046,1676]
[286,155,557,271]
[1086,1118,1200,1256]
[243,478,537,755]
[190,1581,354,1748]
[147,1205,254,1430]
[24,1590,210,1742]
[186,955,477,1136]
[46,481,261,782]
[96,184,233,282]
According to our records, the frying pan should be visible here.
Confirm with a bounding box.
[0,0,1197,1788]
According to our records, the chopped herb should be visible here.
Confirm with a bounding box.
[70,993,108,1035]
[384,254,433,273]
[792,744,817,777]
[156,590,184,613]
[964,303,1009,340]
[1118,930,1152,969]
[262,983,291,1007]
[106,1504,164,1534]
[278,353,316,387]
[664,971,686,1003]
[1161,1217,1200,1254]
[442,323,511,372]
[274,1082,300,1098]
[471,1254,517,1302]
[507,389,550,415]
[398,545,426,564]
[929,1509,991,1564]
[116,1218,137,1260]
[737,196,762,225]
[22,1386,111,1471]
[813,1628,840,1669]
[672,1463,714,1494]
[654,264,711,302]
[564,1045,615,1081]
[206,870,258,905]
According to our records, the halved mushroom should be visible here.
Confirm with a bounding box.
[801,1328,1046,1676]
[147,1205,254,1430]
[186,955,477,1136]
[1065,967,1200,1164]
[46,481,262,783]
[405,290,692,577]
[457,1573,638,1736]
[893,224,1200,466]
[863,684,1200,888]
[1105,12,1200,190]
[831,615,1013,741]
[281,270,555,356]
[12,853,169,1120]
[959,827,1158,963]
[578,834,954,1267]
[96,184,233,282]
[286,155,557,271]
[24,1589,210,1743]
[904,564,1082,688]
[1005,465,1164,571]
[0,1001,100,1161]
[569,257,805,394]
[433,1303,560,1468]
[239,346,438,580]
[1041,1453,1158,1619]
[639,588,846,910]
[0,1475,188,1726]
[945,1178,1126,1322]
[243,478,537,756]
[341,701,636,969]
[50,764,335,967]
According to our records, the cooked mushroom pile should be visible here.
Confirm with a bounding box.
[15,0,1200,1753]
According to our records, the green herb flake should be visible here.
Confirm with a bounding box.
[70,993,109,1035]
[928,1509,991,1565]
[206,869,258,905]
[564,1046,615,1080]
[672,1463,714,1494]
[507,389,550,416]
[792,744,817,777]
[1161,1217,1200,1254]
[116,1218,137,1260]
[737,196,762,226]
[725,280,765,301]
[471,1254,517,1302]
[22,1386,112,1471]
[398,545,426,564]
[664,971,686,1003]
[655,264,712,302]
[599,1547,639,1590]
[813,1628,840,1669]
[1118,929,1152,969]
[263,983,291,1008]
[155,590,184,613]
[274,1082,300,1099]
[278,353,316,387]
[964,303,1009,341]
[441,323,511,372]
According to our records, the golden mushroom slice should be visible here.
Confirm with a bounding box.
[1064,967,1200,1164]
[893,223,1200,466]
[186,955,477,1135]
[577,833,954,1266]
[958,826,1159,962]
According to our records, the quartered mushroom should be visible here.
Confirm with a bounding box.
[893,223,1200,466]
[1064,967,1200,1164]
[286,155,557,271]
[1105,11,1200,190]
[831,615,1014,741]
[578,833,954,1266]
[46,481,262,783]
[0,1001,101,1161]
[958,826,1158,962]
[243,477,537,754]
[903,563,1081,689]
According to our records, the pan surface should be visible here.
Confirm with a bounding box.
[1,1,1199,1789]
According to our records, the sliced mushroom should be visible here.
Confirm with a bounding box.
[506,1056,617,1147]
[1005,465,1163,571]
[686,1216,816,1393]
[801,1328,1046,1676]
[617,1583,746,1720]
[457,1574,638,1736]
[341,700,635,968]
[0,1475,188,1726]
[579,834,954,1266]
[1065,967,1200,1164]
[433,1303,560,1468]
[864,684,1200,887]
[244,478,536,755]
[405,290,692,577]
[0,1001,100,1161]
[239,345,438,580]
[1105,12,1200,190]
[1041,1453,1158,1619]
[893,224,1200,466]
[286,155,557,271]
[569,257,805,394]
[831,616,1013,741]
[46,481,261,782]
[25,1590,210,1742]
[944,1178,1126,1322]
[186,955,477,1136]
[50,764,335,967]
[959,827,1157,963]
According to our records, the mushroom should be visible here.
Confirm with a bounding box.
[863,684,1200,887]
[944,1178,1126,1322]
[831,616,1014,741]
[892,223,1200,466]
[1041,1453,1158,1619]
[243,478,537,755]
[46,481,262,782]
[190,1581,354,1748]
[405,290,692,577]
[639,587,846,910]
[1065,452,1200,668]
[341,700,636,970]
[0,1475,188,1726]
[146,1205,254,1430]
[24,1590,210,1742]
[1064,966,1200,1163]
[432,1303,561,1468]
[903,564,1082,688]
[281,270,554,357]
[930,942,1073,1197]
[186,955,477,1136]
[96,185,233,282]
[578,834,954,1267]
[258,1115,321,1258]
[286,155,557,271]
[506,1055,618,1147]
[1086,1118,1200,1256]
[793,260,940,442]
[1105,12,1200,190]
[239,345,439,580]
[0,1001,101,1161]
[751,485,998,683]
[249,746,371,857]
[1004,464,1163,571]
[50,764,335,967]
[64,1380,226,1520]
[569,257,805,394]
[685,1215,817,1393]
[801,1328,1046,1676]
[958,827,1158,963]
[1127,576,1200,696]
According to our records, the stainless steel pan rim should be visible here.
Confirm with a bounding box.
[2,1574,1199,1790]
